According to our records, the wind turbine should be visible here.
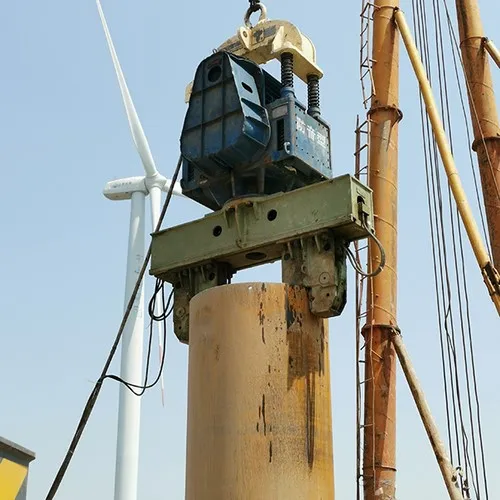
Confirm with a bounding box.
[96,1,183,499]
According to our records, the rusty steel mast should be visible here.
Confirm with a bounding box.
[362,1,500,496]
[362,1,401,499]
[455,0,500,270]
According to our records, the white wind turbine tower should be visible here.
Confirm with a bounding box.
[96,2,183,499]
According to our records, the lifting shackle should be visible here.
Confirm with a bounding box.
[245,0,267,28]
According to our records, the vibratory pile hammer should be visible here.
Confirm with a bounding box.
[150,3,378,342]
[180,50,330,210]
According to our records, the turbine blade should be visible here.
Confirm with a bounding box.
[150,187,166,406]
[162,178,184,197]
[96,0,158,178]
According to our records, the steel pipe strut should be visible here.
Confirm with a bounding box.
[391,331,464,500]
[394,8,500,315]
[484,38,500,69]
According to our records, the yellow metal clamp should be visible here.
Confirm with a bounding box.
[219,3,322,82]
[185,3,322,102]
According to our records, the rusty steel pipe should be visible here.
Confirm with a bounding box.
[392,332,464,500]
[363,2,400,499]
[185,283,334,500]
[361,324,397,500]
[455,0,500,270]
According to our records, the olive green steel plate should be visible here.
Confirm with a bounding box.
[150,174,373,281]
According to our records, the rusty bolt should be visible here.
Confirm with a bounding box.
[319,272,330,284]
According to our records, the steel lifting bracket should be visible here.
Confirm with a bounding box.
[150,174,375,343]
[184,2,322,103]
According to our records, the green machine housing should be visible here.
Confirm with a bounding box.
[150,174,375,343]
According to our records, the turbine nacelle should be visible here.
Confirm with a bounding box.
[103,176,147,201]
[103,175,183,201]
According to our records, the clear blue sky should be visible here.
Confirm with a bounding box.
[1,1,499,498]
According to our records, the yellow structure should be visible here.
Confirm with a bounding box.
[0,437,35,500]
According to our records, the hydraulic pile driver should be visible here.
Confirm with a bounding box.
[150,3,379,342]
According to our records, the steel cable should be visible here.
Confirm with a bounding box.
[431,1,475,494]
[45,155,182,499]
[416,0,470,492]
[440,1,491,495]
[103,282,174,395]
[411,0,455,463]
[436,1,489,495]
[411,1,490,497]
[346,224,386,278]
[413,0,462,474]
[434,0,481,492]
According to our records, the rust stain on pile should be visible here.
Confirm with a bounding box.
[284,285,326,470]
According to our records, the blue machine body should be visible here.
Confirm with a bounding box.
[180,51,332,210]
